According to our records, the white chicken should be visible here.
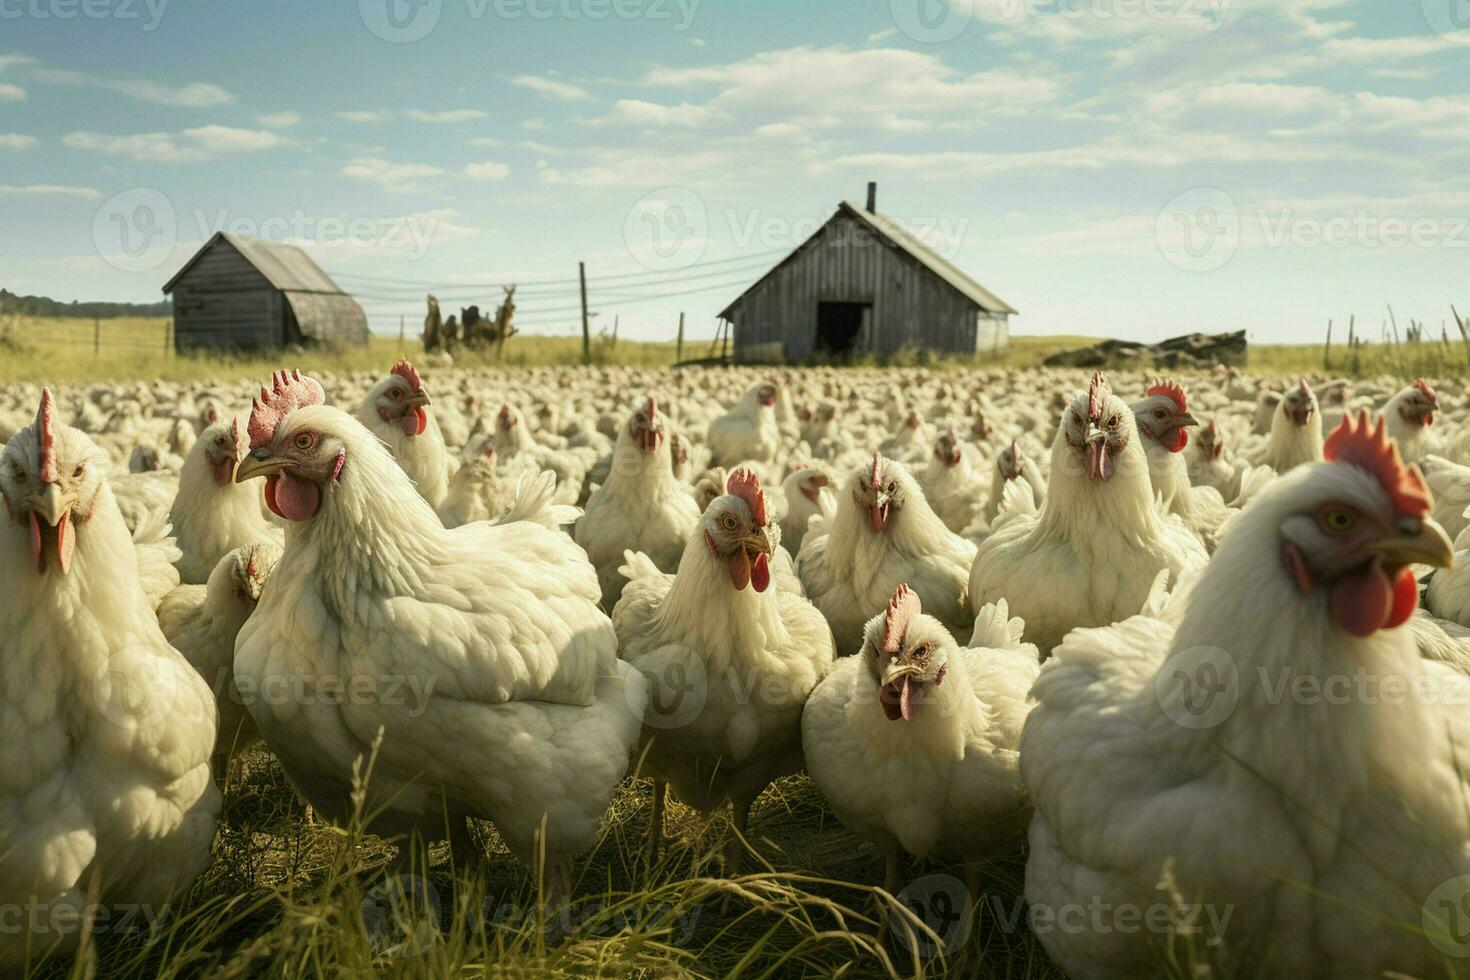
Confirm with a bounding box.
[354,359,452,509]
[802,585,1038,894]
[577,397,700,608]
[0,390,219,971]
[978,438,1046,530]
[233,370,646,889]
[969,372,1208,655]
[919,426,986,535]
[613,468,834,866]
[707,381,782,473]
[778,465,833,556]
[798,453,976,653]
[169,415,283,584]
[1256,378,1324,473]
[1022,411,1465,977]
[1132,378,1232,551]
[1382,378,1439,464]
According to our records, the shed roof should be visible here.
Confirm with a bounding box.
[719,201,1017,319]
[162,232,349,295]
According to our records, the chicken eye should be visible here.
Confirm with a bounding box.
[1107,415,1120,429]
[721,514,739,530]
[294,432,317,451]
[389,389,404,401]
[1153,409,1168,419]
[1071,412,1083,425]
[887,481,898,494]
[72,463,85,478]
[1319,506,1356,534]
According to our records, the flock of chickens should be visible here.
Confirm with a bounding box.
[5,357,1470,976]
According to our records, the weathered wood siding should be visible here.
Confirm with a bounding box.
[729,212,1006,361]
[171,240,285,349]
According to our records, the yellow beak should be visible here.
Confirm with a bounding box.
[1366,518,1454,570]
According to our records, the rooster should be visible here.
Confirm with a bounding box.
[0,390,220,970]
[1383,378,1439,463]
[354,359,452,509]
[708,381,782,473]
[969,372,1208,655]
[577,397,700,608]
[233,370,646,890]
[802,586,1038,895]
[1022,411,1463,977]
[1132,378,1232,551]
[614,469,834,867]
[169,415,282,583]
[798,453,976,653]
[1256,378,1323,473]
[159,541,282,765]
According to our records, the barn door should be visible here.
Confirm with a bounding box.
[816,302,869,358]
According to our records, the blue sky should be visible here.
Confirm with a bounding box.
[1,0,1468,344]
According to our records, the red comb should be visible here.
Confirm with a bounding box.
[1146,378,1188,414]
[37,388,58,483]
[229,416,241,448]
[391,358,422,391]
[1324,411,1430,519]
[1087,372,1110,421]
[726,466,767,526]
[1412,378,1438,406]
[882,584,921,654]
[1298,378,1312,397]
[646,396,658,421]
[247,370,326,449]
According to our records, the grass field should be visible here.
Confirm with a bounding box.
[6,314,1461,384]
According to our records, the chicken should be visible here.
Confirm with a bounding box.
[1132,378,1232,551]
[613,468,834,866]
[708,381,782,472]
[576,397,700,608]
[919,426,985,534]
[1021,411,1465,977]
[158,541,282,764]
[436,445,521,529]
[979,438,1046,529]
[354,359,452,509]
[802,585,1038,895]
[169,416,282,584]
[1421,454,1470,544]
[0,390,219,971]
[1382,378,1439,464]
[778,465,833,556]
[109,468,177,532]
[877,409,929,465]
[232,370,646,887]
[969,372,1208,655]
[1188,419,1241,501]
[1256,378,1323,473]
[490,403,585,506]
[798,453,976,653]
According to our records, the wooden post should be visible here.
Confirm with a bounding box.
[93,318,100,357]
[721,320,729,362]
[676,311,685,362]
[164,318,171,355]
[1323,319,1332,371]
[579,262,590,365]
[399,314,405,344]
[612,314,619,349]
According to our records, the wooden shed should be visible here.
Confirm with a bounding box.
[718,187,1015,363]
[163,232,369,351]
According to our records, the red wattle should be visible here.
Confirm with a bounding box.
[729,549,752,590]
[30,511,43,574]
[751,553,770,593]
[1387,566,1419,629]
[213,457,235,487]
[1164,428,1189,453]
[1331,562,1394,638]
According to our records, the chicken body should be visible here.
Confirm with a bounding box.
[708,382,782,472]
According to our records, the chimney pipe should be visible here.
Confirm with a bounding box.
[866,181,877,212]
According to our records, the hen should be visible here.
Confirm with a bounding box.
[354,359,452,509]
[919,426,985,535]
[170,415,282,583]
[708,381,782,473]
[1132,378,1232,551]
[802,586,1038,895]
[1256,378,1323,473]
[0,390,219,971]
[798,453,976,653]
[613,469,834,866]
[1382,378,1438,464]
[969,372,1207,655]
[1022,410,1464,977]
[233,370,647,890]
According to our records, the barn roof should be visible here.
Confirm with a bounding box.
[162,232,349,295]
[719,201,1017,319]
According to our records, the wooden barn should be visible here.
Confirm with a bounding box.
[718,186,1015,363]
[163,233,369,351]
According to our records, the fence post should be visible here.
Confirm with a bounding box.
[676,311,684,362]
[93,318,100,357]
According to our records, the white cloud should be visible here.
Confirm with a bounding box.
[593,99,730,128]
[406,109,488,123]
[464,161,510,181]
[0,54,36,74]
[63,126,286,163]
[0,84,25,102]
[511,74,592,102]
[258,111,302,127]
[0,134,37,150]
[33,68,232,106]
[0,184,100,199]
[338,110,389,123]
[866,27,897,42]
[341,157,444,193]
